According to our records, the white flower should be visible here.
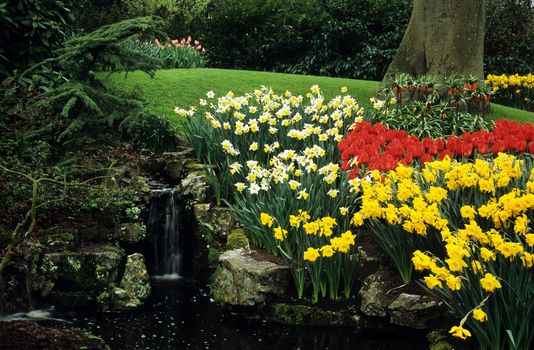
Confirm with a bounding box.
[234,182,246,192]
[249,183,260,194]
[206,90,215,98]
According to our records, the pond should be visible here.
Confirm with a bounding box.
[71,278,429,350]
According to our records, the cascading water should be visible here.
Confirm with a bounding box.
[147,189,183,279]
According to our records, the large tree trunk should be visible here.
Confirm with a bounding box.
[383,0,486,82]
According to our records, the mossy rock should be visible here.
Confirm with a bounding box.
[226,229,249,250]
[427,330,456,350]
[268,303,363,327]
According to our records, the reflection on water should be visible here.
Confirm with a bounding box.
[73,279,428,350]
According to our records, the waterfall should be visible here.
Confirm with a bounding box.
[147,189,182,279]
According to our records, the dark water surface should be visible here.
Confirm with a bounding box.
[72,278,428,350]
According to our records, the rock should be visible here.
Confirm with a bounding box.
[226,228,249,250]
[132,175,150,194]
[194,204,236,239]
[34,227,77,252]
[0,321,110,350]
[165,160,184,180]
[113,253,151,311]
[33,244,124,309]
[427,330,456,350]
[388,293,445,329]
[359,267,449,329]
[268,303,363,327]
[114,222,146,243]
[359,269,393,317]
[211,248,290,306]
[180,170,212,203]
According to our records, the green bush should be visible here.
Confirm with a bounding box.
[200,0,327,71]
[282,0,411,80]
[0,0,74,78]
[485,0,534,74]
[128,114,178,154]
[72,0,210,38]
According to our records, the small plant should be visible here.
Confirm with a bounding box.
[372,74,494,138]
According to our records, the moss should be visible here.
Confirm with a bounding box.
[207,247,221,266]
[209,266,225,302]
[226,229,249,250]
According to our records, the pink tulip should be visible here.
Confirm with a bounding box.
[187,36,191,43]
[181,38,186,44]
[194,40,199,45]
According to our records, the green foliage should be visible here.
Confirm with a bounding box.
[0,0,74,78]
[27,16,165,82]
[282,0,412,80]
[126,40,206,69]
[72,0,210,37]
[23,17,174,152]
[485,0,534,74]
[199,0,410,80]
[369,74,494,138]
[200,0,327,72]
[128,114,178,154]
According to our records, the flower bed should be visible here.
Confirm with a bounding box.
[486,73,534,111]
[180,84,534,348]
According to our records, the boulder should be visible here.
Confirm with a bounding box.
[194,204,236,240]
[388,293,445,329]
[179,170,212,203]
[33,243,124,309]
[113,253,151,311]
[211,248,290,306]
[359,267,448,329]
[165,160,184,180]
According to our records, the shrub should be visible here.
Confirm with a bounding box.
[485,0,534,75]
[282,0,411,80]
[0,0,74,78]
[200,0,328,71]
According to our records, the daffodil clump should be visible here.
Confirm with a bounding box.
[178,85,364,301]
[352,153,534,349]
[486,73,534,111]
[260,210,357,302]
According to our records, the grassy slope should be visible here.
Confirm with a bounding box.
[102,68,534,124]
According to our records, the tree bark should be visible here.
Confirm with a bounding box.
[383,0,487,82]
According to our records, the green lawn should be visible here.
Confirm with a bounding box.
[101,68,534,124]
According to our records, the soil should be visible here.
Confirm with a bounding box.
[0,321,109,350]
